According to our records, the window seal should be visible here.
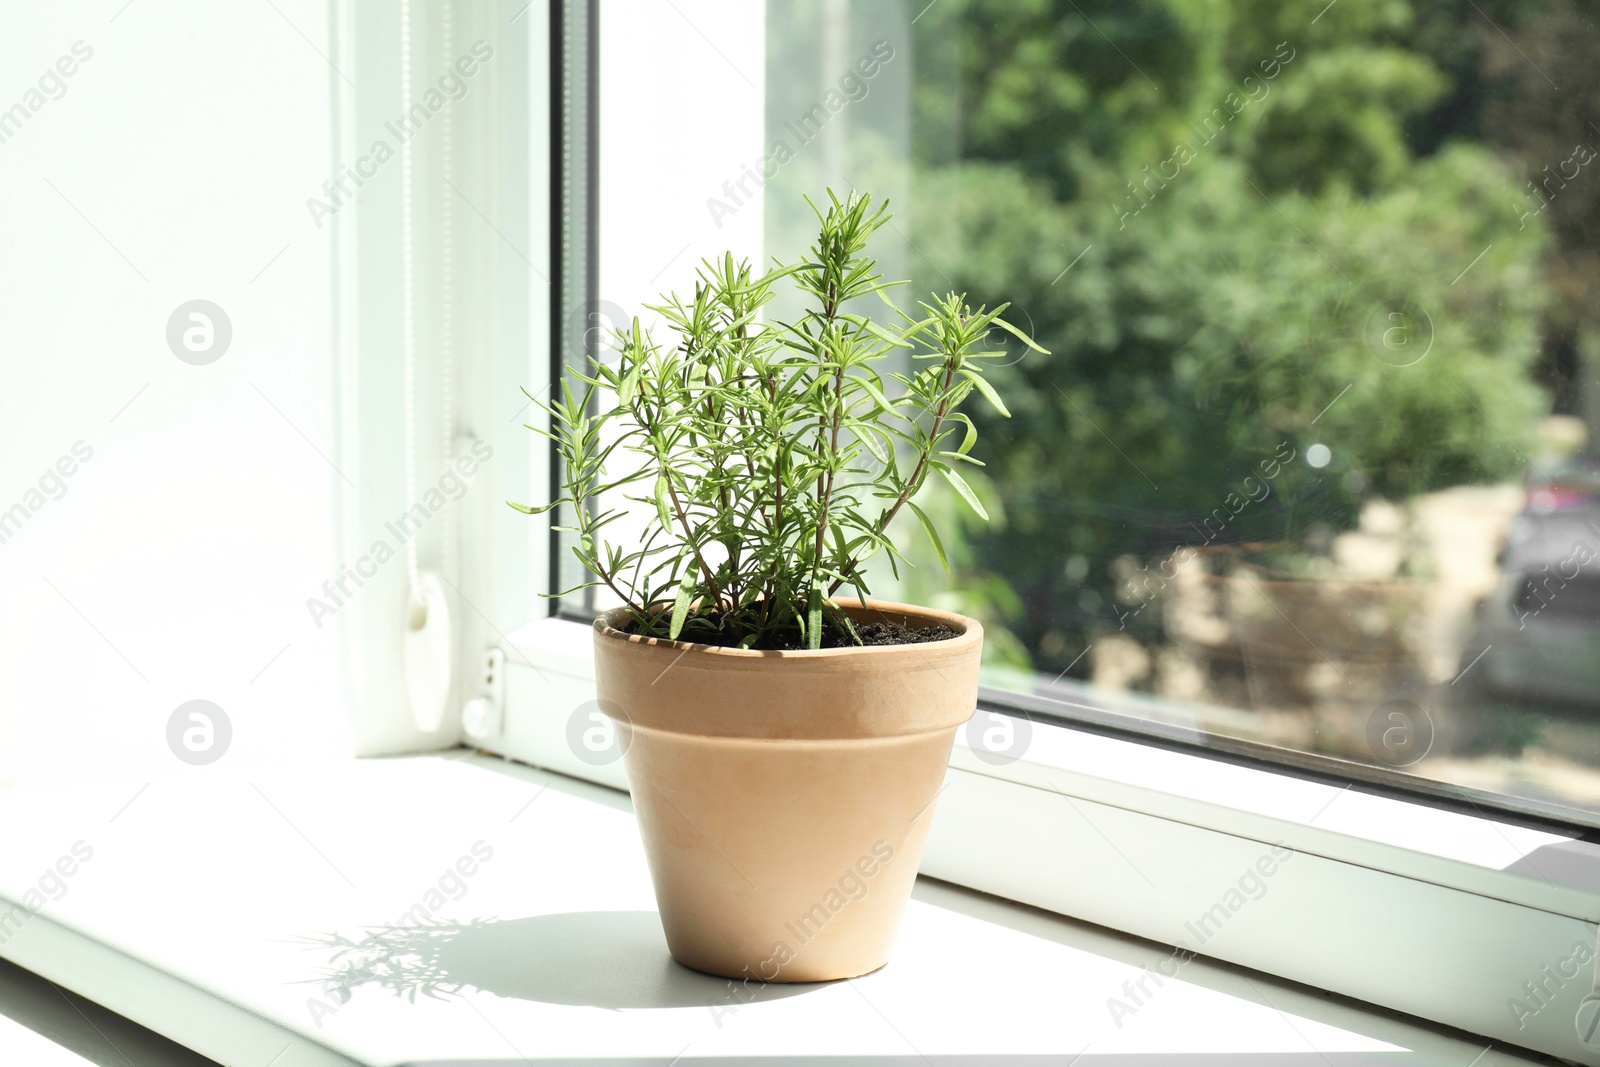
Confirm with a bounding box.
[547,0,600,620]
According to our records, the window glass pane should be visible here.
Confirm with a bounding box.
[575,1,768,618]
[749,0,1600,824]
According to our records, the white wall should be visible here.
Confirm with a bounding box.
[0,1,351,783]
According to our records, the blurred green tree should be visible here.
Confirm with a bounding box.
[888,0,1556,676]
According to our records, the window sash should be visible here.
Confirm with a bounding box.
[465,6,1600,1059]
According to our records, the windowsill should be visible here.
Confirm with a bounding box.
[0,752,1551,1065]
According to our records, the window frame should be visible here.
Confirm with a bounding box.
[457,4,1600,1062]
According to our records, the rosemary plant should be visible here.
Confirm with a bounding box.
[512,191,1045,649]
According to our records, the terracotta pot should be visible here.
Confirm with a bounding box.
[593,599,982,983]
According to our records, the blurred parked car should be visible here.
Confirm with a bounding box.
[1470,455,1600,708]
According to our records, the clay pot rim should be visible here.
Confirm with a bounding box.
[593,597,983,661]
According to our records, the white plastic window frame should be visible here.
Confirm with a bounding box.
[328,0,549,759]
[452,3,1600,1061]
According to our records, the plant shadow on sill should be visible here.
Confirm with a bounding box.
[300,911,818,1010]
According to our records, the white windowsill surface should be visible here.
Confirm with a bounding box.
[0,752,1556,1066]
